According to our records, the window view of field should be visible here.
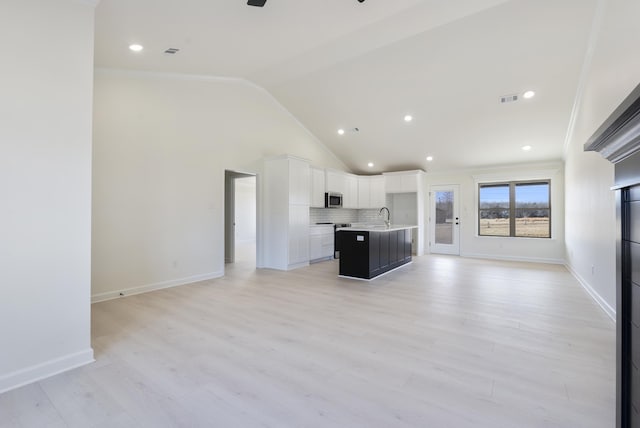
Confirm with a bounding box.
[479,217,550,237]
[479,182,550,238]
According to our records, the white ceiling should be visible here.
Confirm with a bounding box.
[95,0,598,174]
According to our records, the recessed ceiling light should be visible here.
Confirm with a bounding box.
[523,90,536,99]
[129,44,144,52]
[522,145,532,151]
[337,129,345,135]
[426,156,434,161]
[367,162,374,167]
[404,115,413,122]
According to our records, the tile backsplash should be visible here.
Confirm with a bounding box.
[357,209,387,224]
[310,208,386,225]
[310,208,358,224]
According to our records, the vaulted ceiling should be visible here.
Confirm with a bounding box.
[95,0,598,174]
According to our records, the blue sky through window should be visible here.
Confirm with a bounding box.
[480,183,548,204]
[516,183,549,204]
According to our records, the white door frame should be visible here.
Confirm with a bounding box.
[224,170,257,265]
[429,185,460,255]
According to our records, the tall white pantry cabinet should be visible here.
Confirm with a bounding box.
[263,155,310,270]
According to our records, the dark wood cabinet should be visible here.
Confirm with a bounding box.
[379,231,389,271]
[338,229,412,280]
[622,184,640,425]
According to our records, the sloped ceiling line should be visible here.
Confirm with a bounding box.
[561,0,608,159]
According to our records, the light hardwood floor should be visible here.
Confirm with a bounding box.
[0,255,615,427]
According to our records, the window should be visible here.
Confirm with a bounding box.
[478,181,550,238]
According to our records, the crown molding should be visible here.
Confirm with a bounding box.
[585,82,640,164]
[562,0,607,160]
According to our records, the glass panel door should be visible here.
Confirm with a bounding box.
[430,185,460,255]
[435,190,454,245]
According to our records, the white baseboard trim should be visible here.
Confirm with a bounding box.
[460,252,565,265]
[287,261,310,271]
[565,263,616,321]
[91,270,224,303]
[310,256,333,264]
[0,348,94,394]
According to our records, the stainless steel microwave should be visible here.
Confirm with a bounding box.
[325,192,343,208]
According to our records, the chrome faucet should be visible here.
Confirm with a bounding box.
[379,206,391,227]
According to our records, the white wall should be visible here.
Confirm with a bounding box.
[564,0,640,318]
[92,70,347,301]
[426,162,565,264]
[0,0,95,392]
[235,176,257,243]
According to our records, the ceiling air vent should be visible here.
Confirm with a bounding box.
[164,48,180,55]
[500,94,519,104]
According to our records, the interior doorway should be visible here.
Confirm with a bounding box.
[430,185,460,255]
[224,170,257,266]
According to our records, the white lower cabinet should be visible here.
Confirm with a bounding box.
[289,204,310,265]
[309,235,323,260]
[309,225,334,262]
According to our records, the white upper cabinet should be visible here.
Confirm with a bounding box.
[384,175,399,193]
[344,174,358,208]
[358,177,371,208]
[369,175,386,207]
[325,169,347,195]
[383,170,421,193]
[326,169,358,208]
[357,175,386,209]
[310,167,325,208]
[289,159,310,205]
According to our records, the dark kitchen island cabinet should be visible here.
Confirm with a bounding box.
[337,226,416,280]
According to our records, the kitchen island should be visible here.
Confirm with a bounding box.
[337,225,417,280]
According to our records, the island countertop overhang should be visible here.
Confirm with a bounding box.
[336,224,418,232]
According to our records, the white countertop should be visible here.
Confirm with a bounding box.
[337,224,417,232]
